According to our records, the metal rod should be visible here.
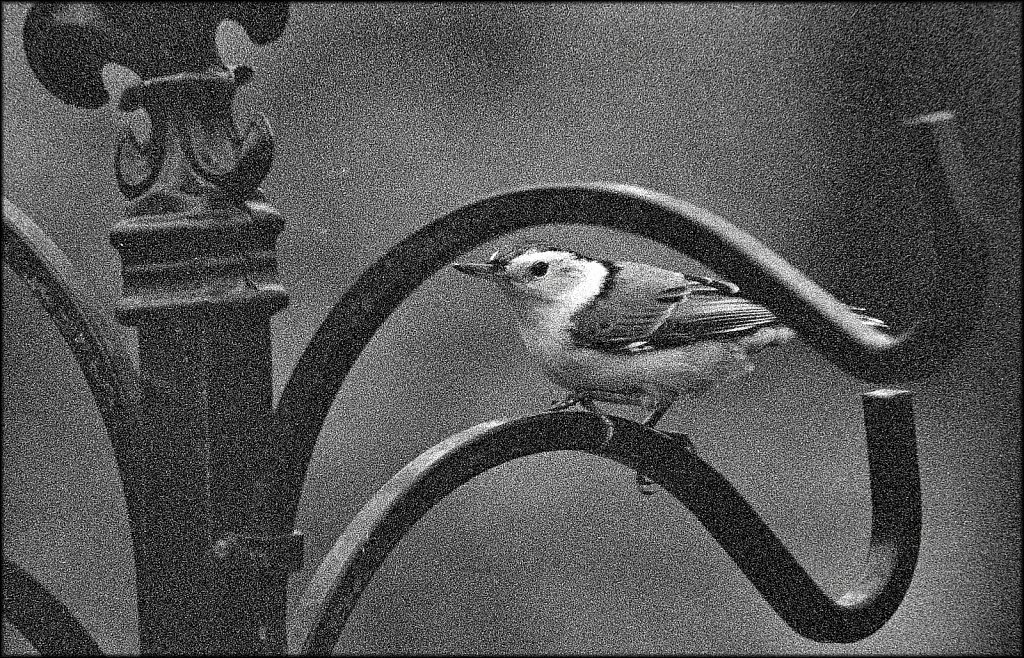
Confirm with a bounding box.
[20,3,294,654]
[290,389,919,653]
[13,4,986,654]
[2,196,147,580]
[270,112,984,536]
[2,559,104,655]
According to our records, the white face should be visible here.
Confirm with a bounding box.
[500,250,607,306]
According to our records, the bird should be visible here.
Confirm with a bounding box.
[453,242,887,494]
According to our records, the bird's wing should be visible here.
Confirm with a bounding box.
[645,295,781,349]
[570,261,887,353]
[569,261,731,349]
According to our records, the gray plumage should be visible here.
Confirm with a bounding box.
[454,243,887,425]
[570,260,885,354]
[453,243,889,494]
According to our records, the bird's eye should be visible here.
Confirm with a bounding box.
[529,261,549,277]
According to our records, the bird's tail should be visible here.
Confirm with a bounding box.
[738,306,885,356]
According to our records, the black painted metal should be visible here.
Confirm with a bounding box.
[2,559,104,655]
[291,390,920,653]
[2,197,147,569]
[17,3,294,655]
[269,111,984,537]
[6,2,990,656]
[130,313,290,654]
[22,2,289,110]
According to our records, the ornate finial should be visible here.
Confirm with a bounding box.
[24,2,289,205]
[23,3,291,322]
[23,3,288,108]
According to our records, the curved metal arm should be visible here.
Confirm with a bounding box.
[2,559,104,655]
[290,390,919,653]
[267,111,984,533]
[2,198,145,556]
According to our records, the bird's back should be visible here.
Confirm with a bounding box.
[648,292,783,349]
[569,260,780,352]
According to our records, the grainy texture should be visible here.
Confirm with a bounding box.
[269,118,981,535]
[292,392,920,653]
[2,560,103,655]
[3,3,1020,655]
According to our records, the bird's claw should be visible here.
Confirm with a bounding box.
[548,395,582,412]
[634,430,695,496]
[548,392,600,413]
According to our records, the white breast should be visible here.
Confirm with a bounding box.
[509,258,607,357]
[507,258,602,380]
[514,320,779,400]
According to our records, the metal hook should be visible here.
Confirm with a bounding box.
[290,389,919,652]
[267,111,984,537]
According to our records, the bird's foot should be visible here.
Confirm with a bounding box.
[548,392,603,415]
[548,393,583,412]
[634,430,694,497]
[547,392,616,449]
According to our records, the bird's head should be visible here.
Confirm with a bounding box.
[453,243,610,308]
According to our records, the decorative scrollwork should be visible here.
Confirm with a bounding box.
[16,4,290,654]
[23,3,288,108]
[114,66,275,204]
[266,111,986,539]
[21,3,293,323]
[15,4,991,651]
[290,390,920,652]
[23,2,287,206]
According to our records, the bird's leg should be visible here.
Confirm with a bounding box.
[546,391,616,450]
[654,387,704,451]
[548,391,587,412]
[549,390,609,416]
[635,392,680,495]
[635,472,659,496]
[639,395,675,429]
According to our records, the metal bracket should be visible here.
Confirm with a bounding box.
[211,530,305,573]
[291,390,922,652]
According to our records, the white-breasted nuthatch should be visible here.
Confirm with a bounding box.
[453,243,887,494]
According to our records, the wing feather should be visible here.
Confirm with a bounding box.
[569,261,696,347]
[569,260,887,353]
[646,295,781,349]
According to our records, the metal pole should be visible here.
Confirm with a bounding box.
[22,3,297,654]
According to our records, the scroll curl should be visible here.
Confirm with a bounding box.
[291,389,919,653]
[23,3,288,109]
[267,112,985,534]
[23,3,287,204]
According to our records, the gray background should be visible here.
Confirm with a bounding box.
[3,2,1020,654]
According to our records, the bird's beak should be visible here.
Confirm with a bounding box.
[452,261,504,281]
